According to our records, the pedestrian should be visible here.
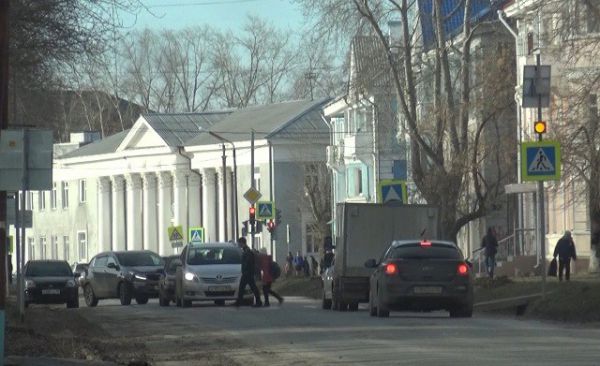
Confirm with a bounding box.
[285,251,293,277]
[481,227,498,279]
[258,248,284,306]
[293,251,304,276]
[303,256,310,277]
[553,230,577,282]
[310,255,318,277]
[235,237,262,307]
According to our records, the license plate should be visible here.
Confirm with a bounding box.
[42,289,60,295]
[208,286,231,292]
[413,286,442,294]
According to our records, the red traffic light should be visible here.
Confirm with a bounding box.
[267,219,276,233]
[249,206,256,223]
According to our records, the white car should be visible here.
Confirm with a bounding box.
[175,243,253,307]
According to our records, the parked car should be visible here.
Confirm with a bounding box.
[72,263,89,286]
[159,255,181,306]
[24,260,79,308]
[365,240,473,318]
[81,250,164,307]
[175,243,253,307]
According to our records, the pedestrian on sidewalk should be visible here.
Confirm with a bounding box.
[285,251,293,277]
[481,227,498,279]
[553,230,577,282]
[293,251,304,276]
[235,237,262,307]
[258,248,284,306]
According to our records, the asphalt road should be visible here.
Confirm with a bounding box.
[76,297,600,366]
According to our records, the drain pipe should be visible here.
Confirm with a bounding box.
[498,9,527,259]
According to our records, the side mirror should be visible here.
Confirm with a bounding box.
[107,262,119,271]
[364,259,378,268]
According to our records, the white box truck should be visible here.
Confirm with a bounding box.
[322,203,440,311]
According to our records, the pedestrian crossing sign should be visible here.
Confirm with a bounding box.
[521,141,561,181]
[168,226,184,248]
[189,227,205,244]
[256,201,275,220]
[377,179,408,204]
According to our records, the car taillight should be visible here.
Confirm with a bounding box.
[385,263,398,275]
[420,240,432,247]
[457,263,469,276]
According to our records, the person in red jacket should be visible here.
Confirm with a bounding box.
[258,248,283,306]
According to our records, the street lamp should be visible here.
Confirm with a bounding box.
[208,131,238,239]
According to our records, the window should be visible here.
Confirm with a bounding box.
[78,231,87,261]
[348,166,364,197]
[305,226,319,254]
[62,182,69,209]
[40,236,47,259]
[107,256,117,267]
[63,236,70,261]
[51,183,57,209]
[51,235,58,259]
[27,238,35,261]
[92,255,108,268]
[38,191,46,211]
[79,179,87,203]
[117,251,164,266]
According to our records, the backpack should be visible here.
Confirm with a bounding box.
[271,261,281,280]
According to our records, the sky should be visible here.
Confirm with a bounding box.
[120,0,307,33]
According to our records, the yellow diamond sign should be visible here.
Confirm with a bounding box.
[243,187,262,205]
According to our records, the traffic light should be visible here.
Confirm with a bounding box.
[534,120,546,136]
[249,206,256,224]
[275,209,282,225]
[267,219,276,234]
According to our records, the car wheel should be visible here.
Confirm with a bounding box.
[376,286,389,318]
[322,290,332,310]
[182,297,192,308]
[449,303,473,318]
[84,285,98,307]
[119,283,132,306]
[348,302,359,311]
[159,290,170,307]
[66,296,79,309]
[214,300,226,306]
[135,294,149,305]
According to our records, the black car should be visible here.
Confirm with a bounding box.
[24,260,79,308]
[159,255,181,306]
[365,240,473,318]
[81,250,164,307]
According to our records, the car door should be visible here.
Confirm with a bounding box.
[89,255,108,297]
[105,255,121,297]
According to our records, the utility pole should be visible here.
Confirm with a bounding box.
[250,130,255,250]
[0,0,9,360]
[268,141,274,256]
[305,72,317,101]
[536,53,547,298]
[221,144,228,240]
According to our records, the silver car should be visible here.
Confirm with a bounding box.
[175,243,253,307]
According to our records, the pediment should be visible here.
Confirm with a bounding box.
[117,117,167,151]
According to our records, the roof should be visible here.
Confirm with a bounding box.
[59,129,130,159]
[351,36,393,93]
[186,99,329,146]
[143,111,231,146]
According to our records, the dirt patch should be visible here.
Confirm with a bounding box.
[271,277,322,299]
[5,296,149,365]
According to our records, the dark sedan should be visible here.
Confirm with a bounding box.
[24,260,79,308]
[365,240,473,318]
[159,255,181,306]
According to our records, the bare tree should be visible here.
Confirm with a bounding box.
[298,0,516,240]
[303,162,332,254]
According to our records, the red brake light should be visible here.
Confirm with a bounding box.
[420,240,432,247]
[457,263,469,276]
[385,263,397,275]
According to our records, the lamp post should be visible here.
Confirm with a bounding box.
[209,132,238,239]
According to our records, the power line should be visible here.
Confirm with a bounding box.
[148,0,266,8]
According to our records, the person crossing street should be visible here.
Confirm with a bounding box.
[235,237,262,307]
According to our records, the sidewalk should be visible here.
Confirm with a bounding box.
[4,356,119,366]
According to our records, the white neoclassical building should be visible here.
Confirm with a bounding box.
[11,98,330,268]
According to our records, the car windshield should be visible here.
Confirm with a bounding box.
[187,247,241,265]
[390,243,462,260]
[26,262,72,277]
[116,252,163,267]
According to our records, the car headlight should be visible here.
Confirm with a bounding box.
[134,274,147,281]
[25,280,36,289]
[66,279,76,287]
[184,272,197,281]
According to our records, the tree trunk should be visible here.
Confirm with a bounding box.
[588,175,600,273]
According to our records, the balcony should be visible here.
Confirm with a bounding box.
[343,133,371,161]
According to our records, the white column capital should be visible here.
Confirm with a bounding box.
[202,168,216,187]
[125,173,142,190]
[98,177,111,193]
[157,171,172,188]
[143,173,157,190]
[188,172,201,187]
[111,175,125,192]
[172,170,188,187]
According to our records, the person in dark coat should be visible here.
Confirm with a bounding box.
[481,227,499,279]
[235,237,262,307]
[553,231,577,282]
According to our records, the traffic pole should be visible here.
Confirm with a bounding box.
[536,53,547,298]
[250,130,255,250]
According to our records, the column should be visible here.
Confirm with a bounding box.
[97,177,112,253]
[226,168,234,240]
[202,168,217,242]
[143,173,158,253]
[188,173,202,228]
[158,172,173,256]
[218,168,226,241]
[125,174,142,250]
[172,170,188,243]
[111,175,126,251]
